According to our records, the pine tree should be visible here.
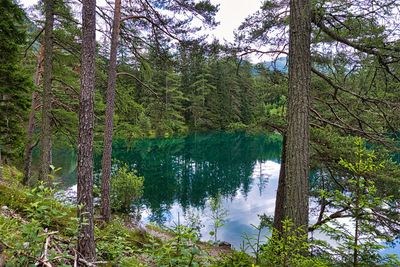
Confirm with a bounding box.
[188,61,215,130]
[0,0,31,163]
[39,0,55,183]
[77,0,96,261]
[283,0,311,233]
[101,0,122,223]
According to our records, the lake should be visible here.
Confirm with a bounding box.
[49,132,399,255]
[53,132,282,248]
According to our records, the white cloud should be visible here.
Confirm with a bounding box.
[210,0,262,42]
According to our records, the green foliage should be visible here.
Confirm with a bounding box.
[0,183,29,212]
[119,256,147,266]
[0,215,46,266]
[183,208,204,238]
[111,165,144,212]
[146,224,212,267]
[227,122,248,131]
[339,137,384,175]
[0,180,77,235]
[24,183,73,229]
[0,0,32,161]
[1,165,24,185]
[313,138,400,266]
[96,217,144,262]
[212,250,254,267]
[209,194,228,242]
[0,183,77,265]
[260,220,329,267]
[241,214,271,264]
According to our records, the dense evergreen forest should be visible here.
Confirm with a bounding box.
[0,0,399,266]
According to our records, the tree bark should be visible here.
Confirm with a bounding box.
[77,0,96,261]
[39,0,54,184]
[273,134,286,234]
[23,44,44,185]
[284,0,311,230]
[101,0,122,223]
[0,147,2,181]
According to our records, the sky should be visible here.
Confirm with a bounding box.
[209,0,262,42]
[19,0,262,43]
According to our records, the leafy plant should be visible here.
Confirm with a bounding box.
[184,208,204,239]
[146,224,211,267]
[96,217,136,261]
[241,214,271,264]
[110,165,144,212]
[209,194,228,243]
[24,182,72,228]
[259,219,329,267]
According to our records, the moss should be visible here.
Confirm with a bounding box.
[95,217,152,263]
[1,165,23,184]
[0,183,30,211]
[120,256,147,266]
[146,223,173,235]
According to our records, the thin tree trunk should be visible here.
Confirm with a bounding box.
[0,147,2,180]
[23,91,39,185]
[284,0,311,231]
[101,0,122,222]
[354,216,359,267]
[353,176,361,267]
[23,44,45,185]
[77,0,96,261]
[39,0,54,184]
[273,134,286,234]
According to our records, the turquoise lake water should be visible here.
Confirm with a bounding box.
[47,132,399,254]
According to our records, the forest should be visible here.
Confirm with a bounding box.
[0,0,399,266]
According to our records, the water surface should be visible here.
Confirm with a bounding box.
[59,132,283,248]
[51,132,399,255]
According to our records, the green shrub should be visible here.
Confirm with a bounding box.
[0,216,46,266]
[0,183,29,211]
[1,165,23,184]
[24,182,76,231]
[147,224,212,266]
[96,218,135,261]
[120,256,147,266]
[259,220,329,267]
[111,165,144,212]
[212,250,254,267]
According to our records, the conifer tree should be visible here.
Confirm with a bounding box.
[284,0,311,232]
[189,62,215,130]
[39,0,55,183]
[77,0,96,261]
[101,0,122,223]
[0,0,31,163]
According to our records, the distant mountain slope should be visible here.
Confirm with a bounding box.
[264,57,288,72]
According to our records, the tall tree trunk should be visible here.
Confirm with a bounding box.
[77,0,96,261]
[284,0,311,230]
[273,134,286,234]
[23,44,45,185]
[39,0,54,184]
[101,0,122,223]
[0,147,2,180]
